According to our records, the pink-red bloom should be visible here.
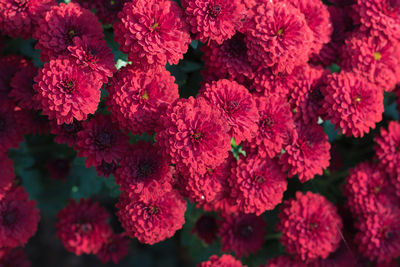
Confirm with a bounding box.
[116,190,186,245]
[375,121,400,176]
[67,36,116,83]
[0,0,55,39]
[0,186,40,248]
[250,95,295,158]
[246,1,313,74]
[156,97,231,176]
[341,31,400,92]
[115,141,174,201]
[232,153,287,215]
[114,0,190,69]
[34,2,104,61]
[50,119,83,147]
[197,254,246,267]
[75,114,129,168]
[106,66,179,135]
[199,79,259,144]
[278,191,343,262]
[182,0,245,44]
[355,206,400,263]
[56,199,111,255]
[280,122,330,182]
[219,213,266,257]
[322,72,384,138]
[34,57,102,125]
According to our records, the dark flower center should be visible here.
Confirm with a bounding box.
[137,160,155,179]
[261,117,274,129]
[101,161,117,175]
[373,51,382,61]
[141,90,149,100]
[191,131,203,142]
[95,131,113,150]
[276,28,284,37]
[59,79,76,94]
[79,222,93,233]
[3,211,16,226]
[380,225,394,240]
[256,175,265,184]
[226,34,247,58]
[86,48,99,64]
[208,4,222,19]
[311,88,323,102]
[15,0,28,9]
[151,22,160,31]
[309,222,319,230]
[227,100,240,114]
[237,223,254,239]
[150,206,159,214]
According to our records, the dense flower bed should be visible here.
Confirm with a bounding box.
[0,0,400,266]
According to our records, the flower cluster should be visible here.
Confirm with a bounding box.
[0,0,400,265]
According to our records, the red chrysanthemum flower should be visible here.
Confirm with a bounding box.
[97,233,130,264]
[156,97,231,176]
[232,152,287,215]
[9,62,39,110]
[263,255,307,267]
[280,122,330,182]
[67,36,116,83]
[50,119,83,147]
[176,159,228,205]
[355,206,400,263]
[279,0,332,54]
[34,57,102,125]
[75,114,129,168]
[0,153,15,200]
[114,0,190,69]
[250,95,295,159]
[191,214,219,245]
[195,154,240,215]
[199,79,258,144]
[341,31,400,92]
[0,186,40,248]
[197,254,246,267]
[219,213,266,257]
[0,55,28,103]
[251,68,296,97]
[322,72,384,138]
[45,158,71,181]
[375,121,400,175]
[106,66,179,135]
[343,162,397,216]
[201,33,254,82]
[115,141,173,201]
[278,191,343,262]
[0,248,31,267]
[182,0,244,44]
[0,0,55,39]
[33,2,104,61]
[116,190,186,245]
[352,0,400,41]
[246,1,313,74]
[56,198,111,256]
[93,0,129,25]
[289,65,327,124]
[0,101,24,153]
[95,160,118,178]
